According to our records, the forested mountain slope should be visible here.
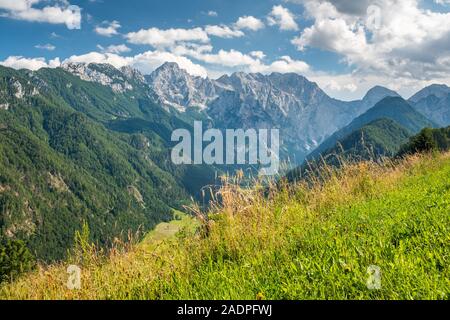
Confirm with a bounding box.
[306,97,436,161]
[0,65,214,261]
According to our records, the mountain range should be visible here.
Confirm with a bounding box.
[58,61,449,164]
[0,64,215,260]
[147,63,406,162]
[306,96,437,161]
[408,84,450,127]
[1,61,449,260]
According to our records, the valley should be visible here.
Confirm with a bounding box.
[1,0,450,304]
[0,61,449,294]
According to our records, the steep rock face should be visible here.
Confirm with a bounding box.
[60,62,405,163]
[61,62,145,93]
[0,66,41,111]
[146,63,402,162]
[146,62,228,111]
[409,84,450,126]
[206,72,354,161]
[207,73,401,162]
[120,66,146,84]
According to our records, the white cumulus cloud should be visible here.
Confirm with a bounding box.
[267,5,299,31]
[250,51,266,59]
[126,27,210,48]
[94,20,121,37]
[289,0,450,98]
[253,56,309,73]
[132,51,208,77]
[234,15,265,31]
[0,0,81,29]
[63,52,132,68]
[205,25,244,38]
[169,43,309,75]
[0,56,61,70]
[104,44,131,54]
[97,44,131,54]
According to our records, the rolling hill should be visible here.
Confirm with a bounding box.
[286,118,412,181]
[306,96,436,162]
[324,118,412,159]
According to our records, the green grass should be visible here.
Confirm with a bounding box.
[0,152,449,300]
[142,210,197,244]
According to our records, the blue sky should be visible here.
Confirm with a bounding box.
[1,0,450,100]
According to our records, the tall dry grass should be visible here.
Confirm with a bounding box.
[1,151,448,300]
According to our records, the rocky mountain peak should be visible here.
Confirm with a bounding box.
[268,72,325,102]
[408,84,450,126]
[120,66,146,83]
[149,62,194,84]
[145,61,444,163]
[409,84,450,103]
[156,61,183,72]
[359,85,400,110]
[146,62,219,111]
[61,62,135,93]
[217,72,268,88]
[363,85,400,101]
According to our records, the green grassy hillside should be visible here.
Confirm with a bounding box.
[1,152,448,299]
[329,118,412,157]
[308,97,436,160]
[287,118,412,181]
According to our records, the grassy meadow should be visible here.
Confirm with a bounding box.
[1,152,449,300]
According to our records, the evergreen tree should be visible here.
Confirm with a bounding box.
[0,239,35,282]
[397,127,449,156]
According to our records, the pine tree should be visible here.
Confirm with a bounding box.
[0,239,35,282]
